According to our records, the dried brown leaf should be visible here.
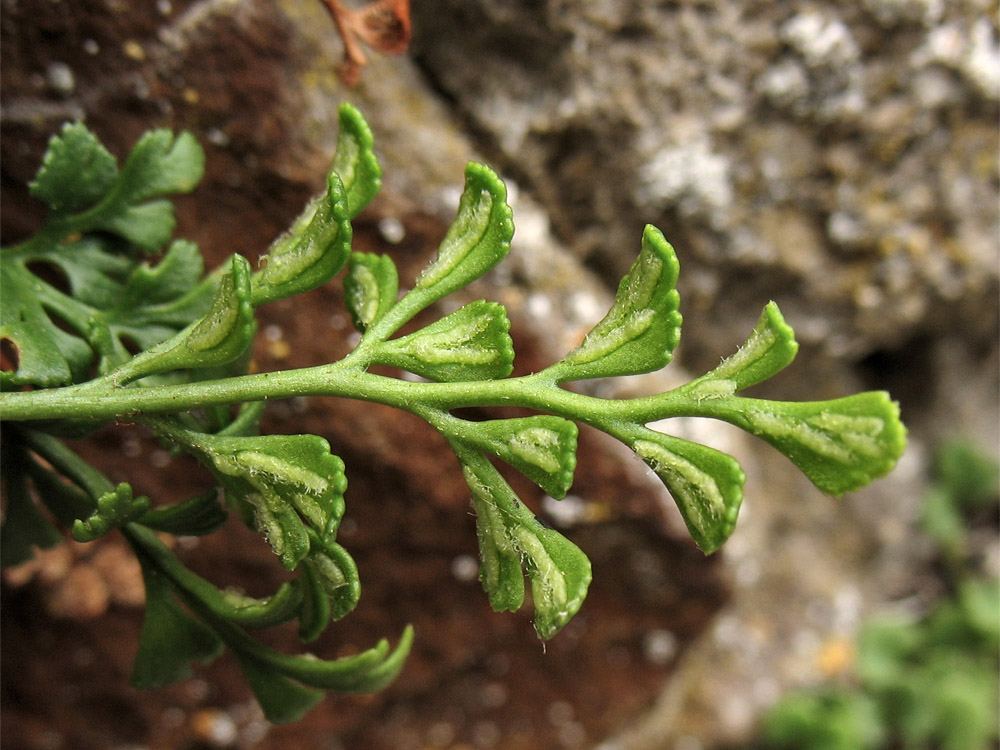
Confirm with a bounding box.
[321,0,412,86]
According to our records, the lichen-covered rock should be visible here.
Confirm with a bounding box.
[410,0,999,360]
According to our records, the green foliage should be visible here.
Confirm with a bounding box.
[0,443,64,567]
[547,224,681,381]
[375,300,515,382]
[2,121,212,387]
[343,251,399,331]
[764,689,886,750]
[130,561,224,690]
[0,105,907,722]
[762,441,1000,750]
[72,482,151,542]
[922,439,1000,564]
[631,431,744,553]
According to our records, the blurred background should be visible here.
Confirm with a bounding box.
[2,1,997,748]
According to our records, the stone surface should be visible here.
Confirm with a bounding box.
[2,1,997,749]
[410,0,999,363]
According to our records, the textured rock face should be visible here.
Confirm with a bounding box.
[1,1,997,749]
[411,0,999,362]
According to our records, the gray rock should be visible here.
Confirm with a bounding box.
[411,0,998,360]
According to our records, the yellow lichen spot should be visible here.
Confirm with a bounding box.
[122,40,146,61]
[582,501,616,523]
[182,87,200,105]
[815,636,855,678]
[189,708,237,746]
[266,339,292,360]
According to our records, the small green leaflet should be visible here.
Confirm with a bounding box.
[249,625,415,693]
[0,238,216,386]
[553,224,681,381]
[116,129,204,204]
[157,256,250,359]
[214,449,339,569]
[59,127,203,251]
[718,392,907,496]
[130,560,223,689]
[69,239,215,374]
[18,447,94,528]
[630,430,745,554]
[251,172,352,307]
[297,561,334,643]
[138,489,228,537]
[341,162,515,348]
[343,252,399,332]
[374,300,514,382]
[302,530,361,621]
[92,129,203,250]
[228,646,326,724]
[0,260,89,387]
[127,522,304,632]
[639,301,903,499]
[440,414,578,499]
[109,254,254,384]
[0,482,63,567]
[457,447,592,639]
[332,103,382,218]
[124,512,402,722]
[29,122,118,213]
[216,582,302,629]
[213,614,414,722]
[677,302,799,399]
[0,444,63,567]
[72,482,151,542]
[112,240,207,316]
[250,103,379,306]
[150,422,349,571]
[2,120,212,388]
[30,123,204,250]
[414,163,514,299]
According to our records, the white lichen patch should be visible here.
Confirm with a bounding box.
[917,20,1000,99]
[862,0,944,27]
[782,10,860,68]
[637,135,734,225]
